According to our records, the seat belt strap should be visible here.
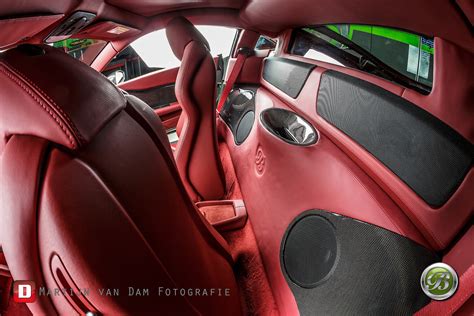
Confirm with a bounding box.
[217,47,252,113]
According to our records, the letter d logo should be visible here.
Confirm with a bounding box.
[13,281,36,303]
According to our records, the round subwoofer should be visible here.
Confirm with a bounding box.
[282,214,338,288]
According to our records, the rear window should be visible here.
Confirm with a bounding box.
[290,24,434,92]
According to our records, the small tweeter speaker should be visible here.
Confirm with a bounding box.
[282,214,338,288]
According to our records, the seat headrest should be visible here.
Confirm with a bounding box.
[166,16,210,60]
[0,44,125,153]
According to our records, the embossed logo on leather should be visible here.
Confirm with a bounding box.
[255,146,266,175]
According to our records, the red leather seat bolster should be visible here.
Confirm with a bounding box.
[37,108,240,314]
[166,17,226,201]
[125,95,234,263]
[0,135,57,315]
[166,17,210,60]
[125,94,174,160]
[0,45,125,153]
[0,43,242,315]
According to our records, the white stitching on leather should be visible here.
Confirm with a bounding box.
[0,63,77,148]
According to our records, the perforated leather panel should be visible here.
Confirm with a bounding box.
[317,70,473,206]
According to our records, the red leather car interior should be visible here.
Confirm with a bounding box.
[0,44,242,315]
[240,0,473,54]
[0,2,472,314]
[166,16,226,201]
[119,66,180,91]
[0,15,63,48]
[218,35,473,315]
[196,199,248,232]
[261,39,473,251]
[402,38,474,143]
[119,67,182,130]
[225,29,265,85]
[416,227,474,315]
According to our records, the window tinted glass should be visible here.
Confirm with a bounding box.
[102,46,158,82]
[291,24,434,90]
[53,38,107,65]
[103,26,237,82]
[255,35,276,50]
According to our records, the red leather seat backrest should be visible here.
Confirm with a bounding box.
[0,45,241,315]
[166,17,226,201]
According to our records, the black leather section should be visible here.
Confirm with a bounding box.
[219,85,258,145]
[281,210,438,315]
[127,84,177,109]
[236,111,255,144]
[263,57,315,98]
[317,70,473,206]
[283,214,337,288]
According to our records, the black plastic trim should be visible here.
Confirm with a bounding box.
[127,84,177,109]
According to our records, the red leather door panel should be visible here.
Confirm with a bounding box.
[258,51,473,251]
[154,104,181,130]
[219,87,433,314]
[118,56,226,131]
[119,67,181,130]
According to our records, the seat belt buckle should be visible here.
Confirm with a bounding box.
[237,47,254,57]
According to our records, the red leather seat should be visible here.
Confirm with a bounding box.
[166,17,226,201]
[0,44,241,315]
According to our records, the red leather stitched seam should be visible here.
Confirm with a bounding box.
[448,266,473,314]
[1,61,85,144]
[0,64,77,148]
[350,170,406,235]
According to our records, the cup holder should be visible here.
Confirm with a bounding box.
[260,108,317,146]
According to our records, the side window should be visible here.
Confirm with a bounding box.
[326,24,434,87]
[101,46,157,83]
[255,35,276,51]
[290,24,434,91]
[52,38,107,65]
[102,26,237,83]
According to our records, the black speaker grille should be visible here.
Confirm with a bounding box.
[219,85,257,145]
[317,70,473,206]
[236,111,255,144]
[283,215,338,288]
[281,210,439,315]
[263,57,315,98]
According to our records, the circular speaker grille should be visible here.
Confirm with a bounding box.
[282,214,338,288]
[235,111,254,144]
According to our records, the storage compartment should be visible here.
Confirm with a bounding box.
[195,200,247,232]
[260,108,317,145]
